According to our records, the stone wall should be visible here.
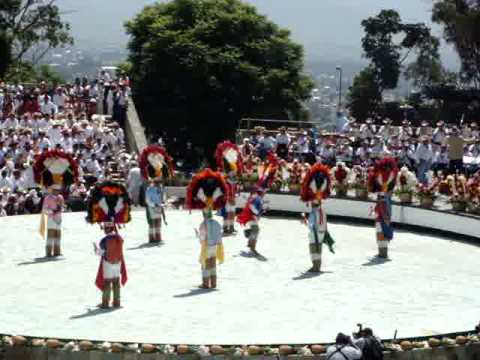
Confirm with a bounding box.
[125,97,148,154]
[2,339,480,360]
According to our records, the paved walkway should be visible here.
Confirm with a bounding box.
[1,210,479,344]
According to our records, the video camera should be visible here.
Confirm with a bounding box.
[352,323,364,340]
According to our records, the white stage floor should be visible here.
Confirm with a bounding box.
[1,210,479,344]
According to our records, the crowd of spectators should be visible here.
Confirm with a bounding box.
[240,119,480,185]
[0,74,135,216]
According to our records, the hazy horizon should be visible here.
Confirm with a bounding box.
[58,0,459,67]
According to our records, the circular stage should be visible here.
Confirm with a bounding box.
[1,210,479,345]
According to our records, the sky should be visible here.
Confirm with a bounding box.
[58,0,458,66]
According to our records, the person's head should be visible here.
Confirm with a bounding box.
[362,328,373,337]
[335,333,351,346]
[103,222,116,234]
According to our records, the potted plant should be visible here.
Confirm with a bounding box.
[350,165,368,200]
[332,162,350,197]
[415,181,437,208]
[394,166,417,204]
[288,161,303,194]
[447,174,467,212]
[466,173,480,214]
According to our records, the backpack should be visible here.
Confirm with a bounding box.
[362,337,384,360]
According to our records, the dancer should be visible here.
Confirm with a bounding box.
[197,209,224,289]
[374,193,393,258]
[186,168,228,289]
[145,178,167,243]
[237,152,278,256]
[367,157,398,259]
[215,141,243,235]
[87,181,131,308]
[34,150,79,257]
[237,187,266,256]
[139,144,174,242]
[41,185,64,257]
[300,164,335,272]
[94,222,127,308]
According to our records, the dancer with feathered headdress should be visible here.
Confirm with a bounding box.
[367,157,398,259]
[300,163,335,272]
[237,152,278,256]
[215,141,243,235]
[33,150,79,257]
[139,145,174,243]
[186,169,228,289]
[86,181,131,308]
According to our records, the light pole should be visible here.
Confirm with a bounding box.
[336,66,343,110]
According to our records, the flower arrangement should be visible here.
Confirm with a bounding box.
[394,166,417,203]
[415,180,438,208]
[332,162,350,197]
[288,160,303,193]
[350,165,368,199]
[446,174,468,211]
[466,172,480,214]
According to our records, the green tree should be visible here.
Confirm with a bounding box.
[347,67,382,122]
[125,0,314,154]
[0,0,73,75]
[432,0,480,87]
[4,62,64,84]
[361,9,441,91]
[348,9,442,120]
[0,31,11,77]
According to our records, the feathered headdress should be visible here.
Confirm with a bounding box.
[139,145,174,181]
[86,181,131,224]
[185,168,228,210]
[256,152,279,191]
[33,150,79,190]
[300,163,332,202]
[367,157,399,193]
[215,140,243,176]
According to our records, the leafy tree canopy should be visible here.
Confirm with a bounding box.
[361,9,441,91]
[347,67,382,122]
[348,9,443,121]
[4,62,65,84]
[432,0,480,87]
[0,0,73,77]
[125,0,314,152]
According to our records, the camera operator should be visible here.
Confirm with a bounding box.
[354,327,384,360]
[326,333,362,360]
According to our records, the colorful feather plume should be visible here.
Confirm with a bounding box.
[86,181,131,224]
[300,163,332,202]
[367,157,399,193]
[185,168,228,210]
[139,145,174,181]
[215,140,243,176]
[32,150,79,189]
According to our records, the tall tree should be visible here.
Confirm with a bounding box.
[432,0,480,88]
[361,9,441,91]
[0,31,11,77]
[0,0,73,76]
[347,67,382,122]
[348,9,442,120]
[125,0,314,153]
